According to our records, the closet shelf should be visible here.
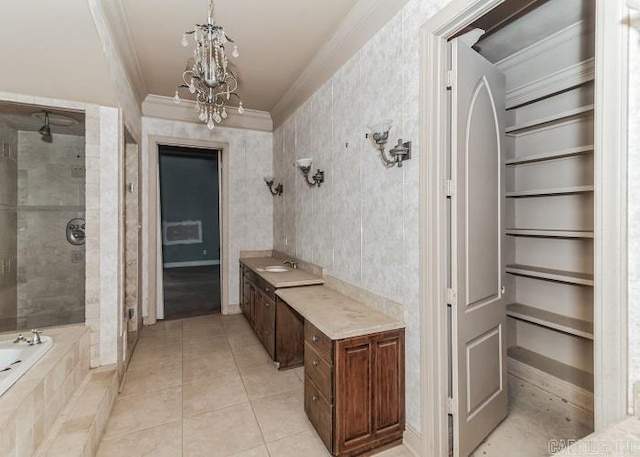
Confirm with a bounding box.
[508,346,593,392]
[507,303,593,340]
[505,105,594,136]
[505,185,594,198]
[505,145,594,166]
[506,229,594,239]
[506,264,594,286]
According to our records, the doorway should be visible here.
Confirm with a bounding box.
[158,145,222,320]
[419,0,629,456]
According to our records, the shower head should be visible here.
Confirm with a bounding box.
[38,111,52,143]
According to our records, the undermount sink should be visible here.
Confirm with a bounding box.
[264,266,290,273]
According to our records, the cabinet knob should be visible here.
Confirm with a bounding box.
[265,302,270,308]
[266,287,271,292]
[312,335,319,343]
[312,359,318,367]
[312,395,319,402]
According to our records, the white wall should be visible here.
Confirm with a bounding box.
[627,13,640,412]
[273,0,450,431]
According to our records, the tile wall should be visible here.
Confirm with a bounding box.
[0,122,18,331]
[17,132,86,329]
[273,0,451,431]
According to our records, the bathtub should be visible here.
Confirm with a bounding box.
[0,333,53,396]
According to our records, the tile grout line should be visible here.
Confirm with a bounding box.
[224,318,273,456]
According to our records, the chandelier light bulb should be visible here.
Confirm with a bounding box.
[175,0,243,129]
[173,91,181,104]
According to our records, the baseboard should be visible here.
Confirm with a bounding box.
[163,260,220,268]
[403,425,422,457]
[225,303,241,315]
[508,357,593,412]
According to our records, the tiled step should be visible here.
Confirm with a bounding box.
[35,366,118,457]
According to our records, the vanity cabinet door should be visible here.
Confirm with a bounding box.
[275,298,304,369]
[262,296,276,359]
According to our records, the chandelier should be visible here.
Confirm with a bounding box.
[173,0,244,129]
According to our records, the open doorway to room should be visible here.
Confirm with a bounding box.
[158,145,221,320]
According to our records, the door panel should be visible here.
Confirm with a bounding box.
[451,38,508,457]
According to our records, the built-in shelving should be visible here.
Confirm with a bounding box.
[505,105,594,136]
[506,264,594,286]
[508,346,593,392]
[507,303,593,340]
[506,229,594,239]
[505,185,594,198]
[505,145,594,166]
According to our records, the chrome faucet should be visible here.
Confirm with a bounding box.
[282,259,298,269]
[13,334,27,344]
[28,329,42,345]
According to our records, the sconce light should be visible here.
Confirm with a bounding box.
[263,175,283,196]
[367,119,411,168]
[295,158,325,188]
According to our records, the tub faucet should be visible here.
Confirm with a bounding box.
[28,329,42,345]
[13,334,27,344]
[282,259,298,269]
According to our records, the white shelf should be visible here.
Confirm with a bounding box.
[506,264,594,286]
[506,105,594,136]
[506,185,594,198]
[506,229,594,239]
[507,303,593,340]
[505,145,594,166]
[508,346,593,392]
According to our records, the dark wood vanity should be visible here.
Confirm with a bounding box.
[239,258,405,456]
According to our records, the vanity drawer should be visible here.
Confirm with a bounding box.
[305,322,333,364]
[305,343,333,401]
[255,275,276,301]
[305,376,333,453]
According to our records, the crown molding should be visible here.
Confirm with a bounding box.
[98,0,148,104]
[142,95,273,132]
[270,0,410,129]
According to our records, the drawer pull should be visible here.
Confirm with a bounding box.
[265,302,270,307]
[265,287,271,292]
[312,359,319,367]
[312,395,319,402]
[312,335,319,343]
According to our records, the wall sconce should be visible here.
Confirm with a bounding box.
[367,119,411,168]
[295,158,325,188]
[263,176,283,196]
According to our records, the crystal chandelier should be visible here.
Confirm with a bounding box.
[173,0,244,129]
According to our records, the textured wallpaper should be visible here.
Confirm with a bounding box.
[273,0,451,431]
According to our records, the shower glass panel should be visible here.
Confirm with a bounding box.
[0,102,86,331]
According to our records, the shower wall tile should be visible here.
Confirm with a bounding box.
[0,122,18,331]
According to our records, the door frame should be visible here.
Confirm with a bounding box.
[419,0,629,455]
[144,135,230,323]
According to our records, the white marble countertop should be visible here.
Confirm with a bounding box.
[276,285,405,340]
[555,416,640,456]
[240,257,324,288]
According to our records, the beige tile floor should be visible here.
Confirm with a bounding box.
[97,314,414,457]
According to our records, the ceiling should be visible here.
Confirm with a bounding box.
[0,103,85,137]
[120,0,360,112]
[473,0,595,63]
